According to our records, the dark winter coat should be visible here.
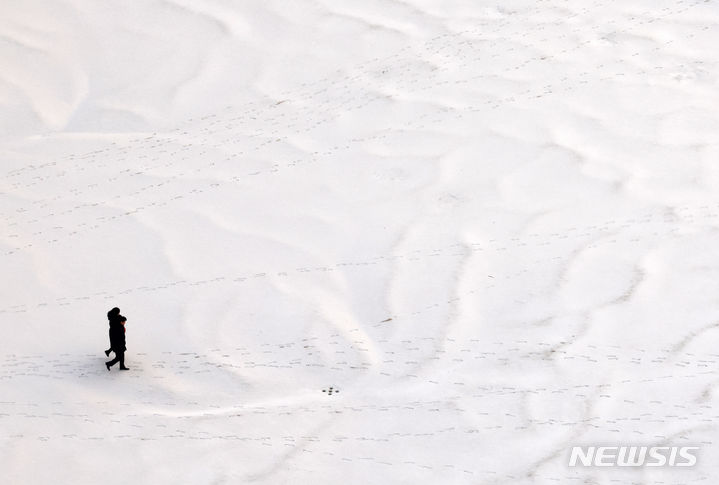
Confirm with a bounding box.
[107,308,121,325]
[109,322,126,352]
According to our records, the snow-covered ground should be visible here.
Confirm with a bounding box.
[2,1,719,483]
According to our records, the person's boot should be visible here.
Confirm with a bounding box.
[105,349,111,357]
[120,366,130,371]
[105,361,112,371]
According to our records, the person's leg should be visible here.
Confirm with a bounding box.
[119,351,129,370]
[106,354,119,370]
[105,348,112,357]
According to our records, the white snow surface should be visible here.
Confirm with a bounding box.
[2,0,719,483]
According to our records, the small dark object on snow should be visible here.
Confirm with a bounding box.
[105,310,129,371]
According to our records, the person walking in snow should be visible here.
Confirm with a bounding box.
[106,314,129,371]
